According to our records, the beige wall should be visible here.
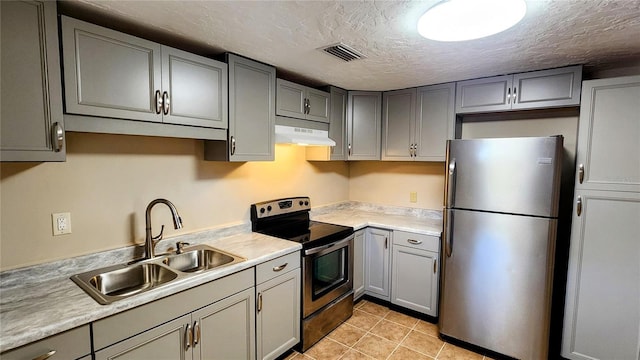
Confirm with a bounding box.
[349,161,446,210]
[0,133,349,270]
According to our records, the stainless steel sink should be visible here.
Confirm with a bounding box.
[162,248,240,273]
[71,245,245,305]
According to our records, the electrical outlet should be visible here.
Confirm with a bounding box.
[52,212,72,235]
[410,192,418,203]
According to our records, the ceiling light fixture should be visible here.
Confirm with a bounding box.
[417,0,527,42]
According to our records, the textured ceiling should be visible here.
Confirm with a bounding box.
[63,0,640,91]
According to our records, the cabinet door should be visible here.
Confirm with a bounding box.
[562,190,640,360]
[61,16,162,122]
[353,229,366,300]
[329,87,348,160]
[228,54,276,161]
[1,0,65,161]
[306,88,331,123]
[391,245,438,316]
[512,65,582,110]
[256,269,301,360]
[415,83,455,161]
[364,228,390,300]
[0,325,90,360]
[95,315,190,360]
[347,91,382,160]
[382,88,416,161]
[193,288,255,360]
[575,76,640,193]
[161,46,228,129]
[276,79,306,118]
[455,75,512,114]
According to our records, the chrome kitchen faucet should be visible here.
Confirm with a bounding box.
[144,199,183,259]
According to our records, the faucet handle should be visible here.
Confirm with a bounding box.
[176,242,190,254]
[152,225,165,242]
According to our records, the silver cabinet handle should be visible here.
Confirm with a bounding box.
[51,122,64,152]
[162,91,170,115]
[230,136,236,156]
[433,260,437,274]
[32,350,56,360]
[257,292,263,312]
[155,90,163,114]
[578,163,584,184]
[384,237,388,249]
[513,87,517,103]
[413,144,417,157]
[185,323,192,351]
[273,263,288,272]
[407,239,422,245]
[507,88,511,104]
[576,196,582,216]
[193,321,200,346]
[348,143,352,156]
[408,144,412,157]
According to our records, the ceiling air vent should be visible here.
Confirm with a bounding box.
[319,43,365,62]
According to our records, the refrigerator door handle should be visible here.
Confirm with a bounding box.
[443,209,454,257]
[445,159,456,207]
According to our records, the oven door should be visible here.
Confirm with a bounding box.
[302,235,354,318]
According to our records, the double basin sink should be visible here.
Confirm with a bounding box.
[71,245,245,305]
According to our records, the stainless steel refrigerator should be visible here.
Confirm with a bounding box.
[439,136,563,360]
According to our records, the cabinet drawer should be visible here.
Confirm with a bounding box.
[256,251,300,284]
[393,231,439,252]
[1,325,90,360]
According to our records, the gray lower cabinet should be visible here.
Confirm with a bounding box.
[276,79,330,123]
[456,65,582,114]
[391,231,439,316]
[93,269,254,359]
[561,75,640,360]
[0,325,91,360]
[353,229,366,300]
[205,54,276,161]
[61,16,228,132]
[1,0,65,162]
[347,91,382,160]
[364,228,391,301]
[256,253,301,360]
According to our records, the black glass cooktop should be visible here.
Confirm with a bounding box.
[257,220,353,249]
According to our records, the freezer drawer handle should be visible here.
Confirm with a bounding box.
[576,196,582,216]
[407,239,422,245]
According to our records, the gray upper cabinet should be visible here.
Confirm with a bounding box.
[382,89,416,161]
[205,54,275,161]
[573,75,640,193]
[382,83,454,161]
[161,47,228,129]
[456,65,582,114]
[61,16,227,130]
[347,91,382,160]
[414,83,455,161]
[328,87,348,160]
[1,0,65,162]
[276,79,330,123]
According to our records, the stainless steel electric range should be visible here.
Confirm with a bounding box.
[251,197,354,351]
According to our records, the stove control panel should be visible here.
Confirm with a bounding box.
[251,197,310,219]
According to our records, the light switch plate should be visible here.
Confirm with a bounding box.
[52,212,72,235]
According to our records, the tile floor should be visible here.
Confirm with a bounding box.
[286,299,490,360]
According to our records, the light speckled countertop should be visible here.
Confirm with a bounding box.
[0,202,441,352]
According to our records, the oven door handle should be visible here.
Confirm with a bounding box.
[304,236,352,256]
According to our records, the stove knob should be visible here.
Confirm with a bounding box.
[259,207,265,214]
[267,205,272,212]
[304,201,309,206]
[299,200,304,206]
